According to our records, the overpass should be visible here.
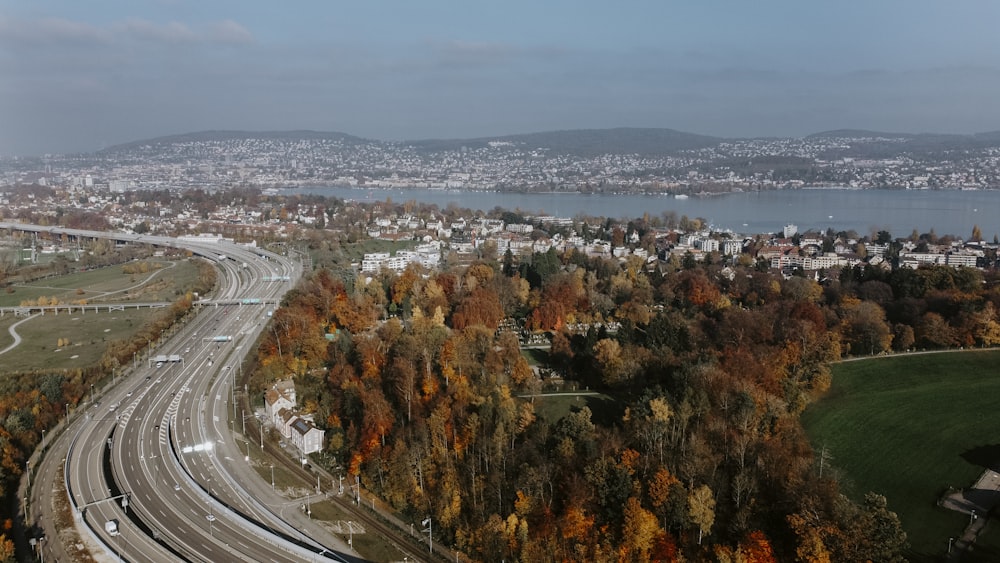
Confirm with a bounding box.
[0,221,283,264]
[0,298,280,317]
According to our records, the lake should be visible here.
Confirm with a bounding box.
[288,186,1000,239]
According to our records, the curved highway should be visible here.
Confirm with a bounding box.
[8,224,363,562]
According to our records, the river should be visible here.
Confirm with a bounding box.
[288,186,1000,239]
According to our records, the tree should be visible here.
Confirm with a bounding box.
[688,484,715,545]
[916,312,957,349]
[621,496,661,563]
[840,299,892,356]
[788,512,832,563]
[648,467,679,528]
[972,224,983,242]
[593,338,626,386]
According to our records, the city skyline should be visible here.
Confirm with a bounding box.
[3,1,1000,155]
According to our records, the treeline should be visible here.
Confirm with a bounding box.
[253,249,1000,561]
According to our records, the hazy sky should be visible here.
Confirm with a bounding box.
[3,1,1000,155]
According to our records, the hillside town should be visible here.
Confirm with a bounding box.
[3,130,1000,195]
[0,178,995,286]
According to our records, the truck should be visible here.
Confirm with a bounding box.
[105,519,119,536]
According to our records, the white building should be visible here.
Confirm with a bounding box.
[290,418,325,455]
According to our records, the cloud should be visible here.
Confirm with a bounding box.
[0,16,109,46]
[112,17,254,45]
[423,39,567,69]
[209,20,254,45]
[0,15,252,50]
[114,18,198,44]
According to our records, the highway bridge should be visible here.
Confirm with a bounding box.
[0,298,282,318]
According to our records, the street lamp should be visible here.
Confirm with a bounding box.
[270,464,275,491]
[346,520,353,548]
[422,516,432,554]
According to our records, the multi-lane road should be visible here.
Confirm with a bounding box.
[8,224,364,562]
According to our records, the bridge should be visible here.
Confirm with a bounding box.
[0,298,279,317]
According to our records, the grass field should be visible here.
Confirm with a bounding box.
[0,308,158,371]
[530,392,622,428]
[0,260,200,307]
[801,350,1000,561]
[521,348,548,366]
[338,239,415,262]
[0,316,15,350]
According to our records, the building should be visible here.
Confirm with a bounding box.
[264,380,297,429]
[264,379,325,454]
[290,418,325,455]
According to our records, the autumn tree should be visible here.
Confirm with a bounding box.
[688,484,715,545]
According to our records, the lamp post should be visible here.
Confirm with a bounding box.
[422,516,432,555]
[346,520,353,548]
[270,464,274,491]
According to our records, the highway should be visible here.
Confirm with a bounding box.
[12,224,363,562]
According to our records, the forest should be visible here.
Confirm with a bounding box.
[250,226,1000,562]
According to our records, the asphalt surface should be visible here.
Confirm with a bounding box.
[17,227,358,562]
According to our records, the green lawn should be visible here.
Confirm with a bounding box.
[0,308,157,371]
[0,316,15,350]
[802,350,1000,561]
[530,392,622,428]
[521,348,548,366]
[0,260,198,306]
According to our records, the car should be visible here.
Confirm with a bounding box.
[109,405,117,412]
[206,514,216,522]
[126,391,132,397]
[174,484,181,491]
[156,362,163,368]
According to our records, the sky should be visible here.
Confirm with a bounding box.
[2,1,1000,155]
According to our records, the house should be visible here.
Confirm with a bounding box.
[264,380,296,428]
[290,417,325,455]
[264,379,327,454]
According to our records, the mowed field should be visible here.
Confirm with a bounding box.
[802,350,1000,561]
[0,308,159,371]
[0,259,199,307]
[0,259,202,371]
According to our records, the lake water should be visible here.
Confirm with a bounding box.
[289,186,1000,239]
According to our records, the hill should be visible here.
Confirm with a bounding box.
[100,129,370,153]
[405,127,725,156]
[806,129,916,140]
